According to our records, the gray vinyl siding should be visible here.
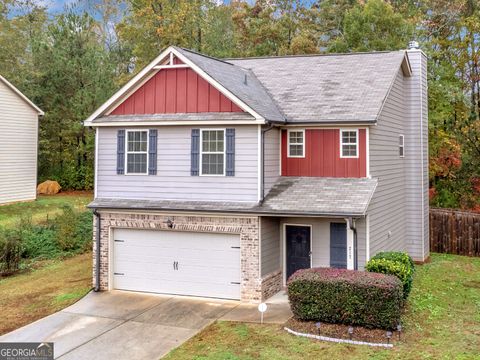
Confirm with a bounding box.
[263,127,280,196]
[355,217,367,269]
[368,50,429,262]
[0,80,38,204]
[260,217,281,276]
[368,69,408,257]
[404,50,429,260]
[96,125,259,202]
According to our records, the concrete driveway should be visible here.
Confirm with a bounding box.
[0,291,238,359]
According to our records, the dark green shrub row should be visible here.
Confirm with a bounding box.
[287,267,403,329]
[0,206,92,275]
[366,251,415,298]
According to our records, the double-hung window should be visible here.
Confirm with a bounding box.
[340,129,358,158]
[201,129,225,175]
[288,130,305,157]
[126,130,148,174]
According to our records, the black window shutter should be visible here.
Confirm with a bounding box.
[191,129,200,176]
[117,129,125,175]
[148,129,157,175]
[226,128,235,176]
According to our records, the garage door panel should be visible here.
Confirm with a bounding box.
[113,229,241,300]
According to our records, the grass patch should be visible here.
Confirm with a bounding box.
[165,253,480,360]
[0,252,92,335]
[0,192,92,228]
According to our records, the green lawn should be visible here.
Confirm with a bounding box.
[0,252,92,335]
[165,253,480,360]
[0,192,92,228]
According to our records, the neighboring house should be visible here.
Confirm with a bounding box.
[0,75,43,205]
[85,43,428,302]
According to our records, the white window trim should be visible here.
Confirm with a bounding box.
[125,129,149,175]
[287,129,305,158]
[200,128,226,176]
[399,134,405,158]
[340,129,359,159]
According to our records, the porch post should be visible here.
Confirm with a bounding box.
[345,219,355,270]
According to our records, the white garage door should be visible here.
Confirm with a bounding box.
[113,228,241,300]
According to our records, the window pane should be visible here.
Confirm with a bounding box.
[342,144,357,157]
[290,144,303,156]
[289,131,303,144]
[127,153,147,174]
[202,153,224,175]
[127,131,147,152]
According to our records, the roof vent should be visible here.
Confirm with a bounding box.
[408,40,420,50]
[243,74,248,85]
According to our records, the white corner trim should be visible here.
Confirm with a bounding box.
[94,128,99,198]
[84,46,265,125]
[366,127,370,178]
[257,124,262,202]
[365,215,370,261]
[345,218,354,270]
[0,75,44,115]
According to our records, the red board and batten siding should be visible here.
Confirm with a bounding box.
[110,68,243,115]
[281,129,367,178]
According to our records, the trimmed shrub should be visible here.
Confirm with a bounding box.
[0,229,23,275]
[366,251,415,298]
[287,267,403,329]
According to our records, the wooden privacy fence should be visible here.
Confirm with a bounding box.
[430,208,480,257]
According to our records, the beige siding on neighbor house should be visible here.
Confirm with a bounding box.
[96,125,259,202]
[0,80,39,204]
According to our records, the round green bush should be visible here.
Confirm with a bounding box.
[366,251,415,299]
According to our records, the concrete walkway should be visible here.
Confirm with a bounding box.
[0,290,292,359]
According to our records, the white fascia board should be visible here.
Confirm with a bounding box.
[83,46,264,126]
[0,75,44,115]
[84,119,266,127]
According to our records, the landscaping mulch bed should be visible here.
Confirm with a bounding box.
[285,318,400,345]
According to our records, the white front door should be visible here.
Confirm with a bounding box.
[113,228,241,300]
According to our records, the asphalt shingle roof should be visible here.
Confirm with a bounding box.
[228,51,408,123]
[259,177,377,216]
[89,177,377,217]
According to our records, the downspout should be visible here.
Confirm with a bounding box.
[93,209,101,292]
[348,217,358,270]
[260,123,275,204]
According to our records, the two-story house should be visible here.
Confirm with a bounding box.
[85,43,428,302]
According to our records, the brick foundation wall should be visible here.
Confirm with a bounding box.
[260,270,283,301]
[92,211,263,302]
